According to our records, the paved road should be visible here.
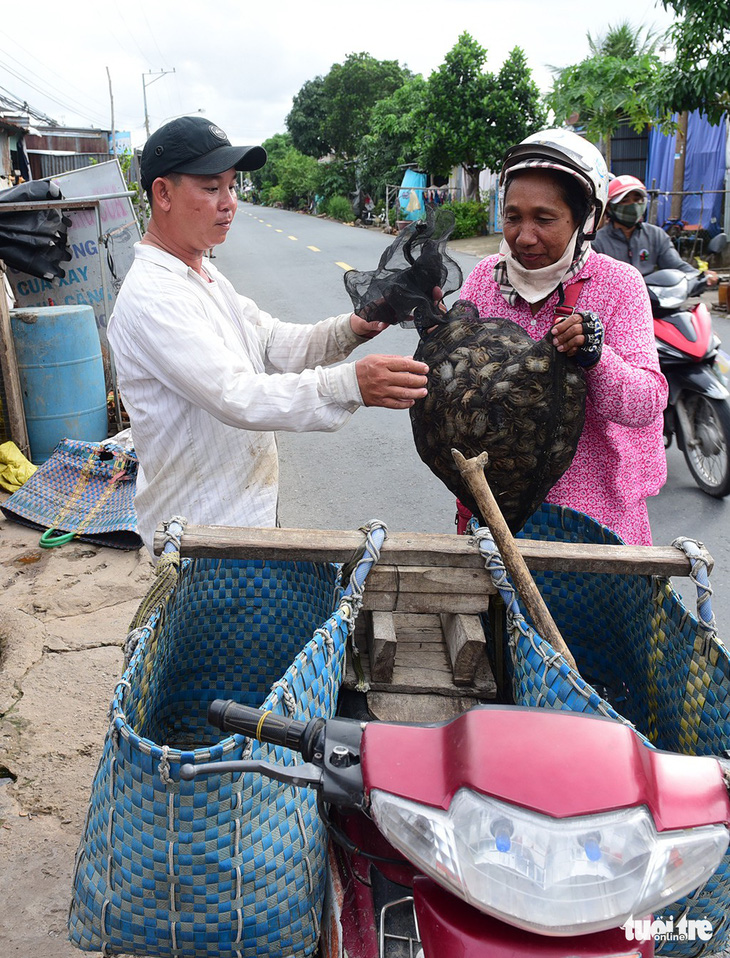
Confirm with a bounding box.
[214,203,730,630]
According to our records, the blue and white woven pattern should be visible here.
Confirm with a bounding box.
[0,438,140,549]
[68,544,363,957]
[477,503,730,958]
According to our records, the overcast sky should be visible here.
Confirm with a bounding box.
[0,0,676,148]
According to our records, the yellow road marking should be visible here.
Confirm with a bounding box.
[336,261,354,271]
[288,235,298,241]
[308,245,320,252]
[275,229,283,233]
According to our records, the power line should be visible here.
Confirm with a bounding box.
[0,57,111,126]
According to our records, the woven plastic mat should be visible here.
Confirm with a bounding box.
[477,502,730,958]
[1,437,141,549]
[68,520,386,957]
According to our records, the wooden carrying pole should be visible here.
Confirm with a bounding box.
[0,263,30,457]
[452,448,578,671]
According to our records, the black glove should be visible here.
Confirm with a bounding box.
[576,311,603,369]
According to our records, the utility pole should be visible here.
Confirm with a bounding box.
[142,68,175,139]
[670,111,689,221]
[106,66,116,156]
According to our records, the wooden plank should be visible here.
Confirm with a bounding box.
[362,592,492,613]
[344,629,497,699]
[366,691,485,723]
[0,265,30,456]
[155,523,699,577]
[441,613,489,686]
[366,611,397,683]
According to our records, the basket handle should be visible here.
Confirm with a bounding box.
[671,537,717,635]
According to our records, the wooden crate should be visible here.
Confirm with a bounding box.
[345,609,498,721]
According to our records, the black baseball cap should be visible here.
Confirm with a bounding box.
[140,115,267,191]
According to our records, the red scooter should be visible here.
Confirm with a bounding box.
[647,233,730,497]
[182,699,730,958]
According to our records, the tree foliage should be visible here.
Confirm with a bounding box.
[657,0,730,122]
[358,75,427,196]
[249,133,297,199]
[548,22,672,165]
[320,52,411,158]
[286,77,330,157]
[418,34,544,200]
[276,149,321,209]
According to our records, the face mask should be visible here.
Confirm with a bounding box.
[611,200,647,227]
[500,228,582,304]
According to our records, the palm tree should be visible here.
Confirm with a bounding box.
[548,20,667,168]
[586,22,659,60]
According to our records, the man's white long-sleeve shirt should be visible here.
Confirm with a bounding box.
[108,244,364,553]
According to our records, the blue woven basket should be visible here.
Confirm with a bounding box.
[1,438,141,549]
[478,503,730,958]
[68,548,359,957]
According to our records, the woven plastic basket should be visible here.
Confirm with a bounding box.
[0,438,141,549]
[68,521,384,957]
[476,503,730,958]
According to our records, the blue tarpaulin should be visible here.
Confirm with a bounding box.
[399,169,427,221]
[646,111,727,231]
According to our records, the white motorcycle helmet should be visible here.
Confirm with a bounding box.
[500,128,610,240]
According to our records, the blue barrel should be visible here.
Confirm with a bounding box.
[10,305,108,464]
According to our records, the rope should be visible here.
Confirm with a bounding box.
[340,520,388,692]
[126,516,187,633]
[671,537,718,638]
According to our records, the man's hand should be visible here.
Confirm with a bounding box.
[355,355,429,408]
[350,312,388,339]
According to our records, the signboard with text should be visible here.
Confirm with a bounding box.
[8,159,141,352]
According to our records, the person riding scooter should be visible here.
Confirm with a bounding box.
[593,174,719,287]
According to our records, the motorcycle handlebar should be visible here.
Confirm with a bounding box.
[208,699,316,755]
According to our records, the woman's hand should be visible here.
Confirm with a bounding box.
[552,311,604,368]
[551,313,585,357]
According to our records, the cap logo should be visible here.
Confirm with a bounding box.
[209,125,228,140]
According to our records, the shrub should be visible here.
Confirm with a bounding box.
[440,199,489,239]
[263,185,285,206]
[325,195,355,222]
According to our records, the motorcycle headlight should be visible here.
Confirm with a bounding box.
[370,788,729,936]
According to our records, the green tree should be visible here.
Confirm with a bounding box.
[249,132,292,197]
[358,75,427,197]
[321,52,411,157]
[418,34,544,200]
[286,77,330,157]
[548,22,671,166]
[657,0,730,123]
[277,149,322,209]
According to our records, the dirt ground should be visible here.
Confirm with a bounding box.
[0,502,156,957]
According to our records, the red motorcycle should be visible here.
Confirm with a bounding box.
[183,698,730,958]
[647,233,730,497]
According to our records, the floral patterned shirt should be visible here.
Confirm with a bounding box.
[459,250,668,544]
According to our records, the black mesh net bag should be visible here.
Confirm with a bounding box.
[343,207,463,328]
[409,301,586,533]
[343,214,587,534]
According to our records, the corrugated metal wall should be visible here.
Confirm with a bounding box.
[610,120,649,179]
[27,152,110,180]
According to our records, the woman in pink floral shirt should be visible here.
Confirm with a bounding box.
[459,130,667,545]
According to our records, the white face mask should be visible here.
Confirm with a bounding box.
[499,228,582,304]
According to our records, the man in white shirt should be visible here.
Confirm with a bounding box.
[108,116,429,553]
